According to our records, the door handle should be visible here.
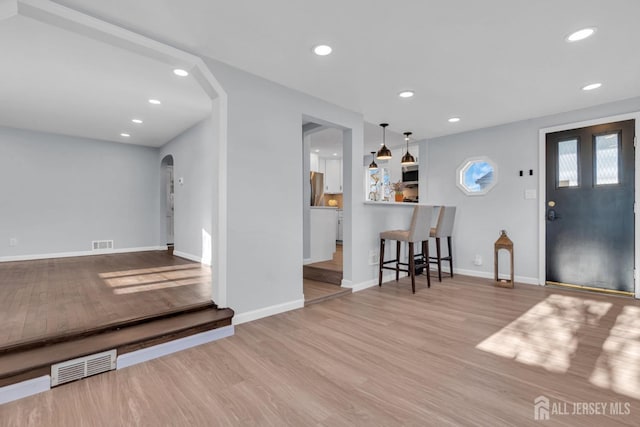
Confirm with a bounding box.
[547,209,560,221]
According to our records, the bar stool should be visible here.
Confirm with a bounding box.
[378,205,432,293]
[429,206,456,281]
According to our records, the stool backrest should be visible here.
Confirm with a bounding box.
[408,205,433,242]
[433,206,456,238]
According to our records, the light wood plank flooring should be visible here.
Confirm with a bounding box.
[306,244,343,272]
[0,251,212,349]
[2,275,640,426]
[303,279,351,306]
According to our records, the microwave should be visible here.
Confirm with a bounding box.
[402,164,419,185]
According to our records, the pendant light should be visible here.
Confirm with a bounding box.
[401,132,416,165]
[376,123,392,159]
[368,151,378,169]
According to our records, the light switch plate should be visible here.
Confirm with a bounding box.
[525,189,537,199]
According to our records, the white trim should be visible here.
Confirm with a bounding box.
[116,325,234,369]
[232,299,305,325]
[538,111,640,299]
[341,272,396,292]
[0,246,166,263]
[453,268,539,286]
[173,250,210,265]
[0,375,50,405]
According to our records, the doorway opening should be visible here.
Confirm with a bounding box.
[540,117,638,297]
[302,122,351,305]
[161,155,175,254]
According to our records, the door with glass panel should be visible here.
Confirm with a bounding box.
[545,120,635,294]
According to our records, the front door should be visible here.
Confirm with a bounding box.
[545,119,635,294]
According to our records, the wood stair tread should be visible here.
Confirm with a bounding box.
[303,265,343,286]
[0,307,233,383]
[0,301,218,355]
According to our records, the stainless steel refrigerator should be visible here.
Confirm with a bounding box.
[310,172,324,206]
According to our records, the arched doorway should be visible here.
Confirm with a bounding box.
[160,155,175,252]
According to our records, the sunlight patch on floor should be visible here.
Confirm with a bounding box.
[103,267,205,288]
[113,277,211,294]
[98,263,203,279]
[476,294,612,373]
[590,305,640,399]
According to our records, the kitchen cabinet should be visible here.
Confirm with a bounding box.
[336,209,343,241]
[310,153,320,172]
[325,158,342,193]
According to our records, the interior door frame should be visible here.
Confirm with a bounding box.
[538,112,640,299]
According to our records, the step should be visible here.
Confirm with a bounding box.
[303,265,343,286]
[0,306,233,387]
[0,302,218,355]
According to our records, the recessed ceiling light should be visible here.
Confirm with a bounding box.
[566,28,596,42]
[448,117,461,123]
[314,149,320,153]
[333,153,338,156]
[313,45,332,56]
[148,99,161,105]
[173,69,189,77]
[131,119,143,124]
[398,90,415,98]
[120,133,130,137]
[582,83,602,91]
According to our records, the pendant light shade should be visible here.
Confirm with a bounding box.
[401,131,416,165]
[368,151,378,169]
[376,123,392,159]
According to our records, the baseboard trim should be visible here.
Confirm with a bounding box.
[233,299,305,325]
[0,246,166,263]
[172,250,211,266]
[342,272,396,292]
[117,325,234,370]
[453,268,540,286]
[0,375,51,405]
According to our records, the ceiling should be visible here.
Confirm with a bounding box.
[308,122,412,158]
[0,11,212,147]
[51,0,640,142]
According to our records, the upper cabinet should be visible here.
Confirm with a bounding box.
[325,158,342,193]
[310,153,320,173]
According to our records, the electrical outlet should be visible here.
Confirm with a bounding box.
[368,250,379,265]
[473,254,482,266]
[9,238,17,247]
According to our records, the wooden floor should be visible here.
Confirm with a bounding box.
[303,279,351,306]
[2,275,640,426]
[306,244,343,272]
[0,251,211,349]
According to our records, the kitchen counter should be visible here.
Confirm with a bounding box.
[310,206,338,209]
[364,201,423,206]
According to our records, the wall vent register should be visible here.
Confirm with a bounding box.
[92,240,114,250]
[51,349,117,387]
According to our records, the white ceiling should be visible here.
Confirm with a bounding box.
[308,122,412,158]
[0,12,212,147]
[51,0,640,142]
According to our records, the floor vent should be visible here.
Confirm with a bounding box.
[92,240,114,251]
[51,349,117,387]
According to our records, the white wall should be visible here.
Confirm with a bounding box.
[420,96,640,283]
[203,57,368,316]
[159,115,217,264]
[0,126,159,258]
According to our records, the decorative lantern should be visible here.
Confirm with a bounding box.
[494,230,514,288]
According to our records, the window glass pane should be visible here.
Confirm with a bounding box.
[462,161,494,193]
[595,134,619,185]
[558,139,578,187]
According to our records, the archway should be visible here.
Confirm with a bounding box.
[160,155,174,251]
